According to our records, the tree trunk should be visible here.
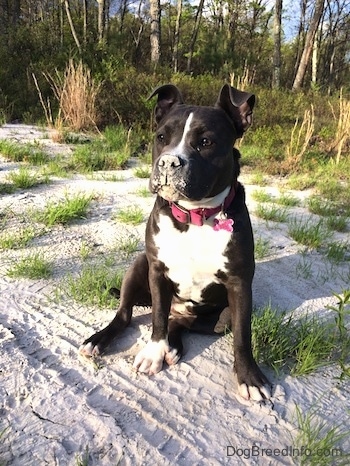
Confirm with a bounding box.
[150,0,161,66]
[293,0,307,77]
[186,0,205,73]
[64,0,81,54]
[119,0,128,33]
[292,0,325,91]
[311,29,319,86]
[272,0,283,88]
[172,0,182,73]
[97,0,106,45]
[83,0,88,46]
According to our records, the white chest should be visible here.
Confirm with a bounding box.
[154,213,231,302]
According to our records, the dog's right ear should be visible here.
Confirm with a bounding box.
[148,84,184,123]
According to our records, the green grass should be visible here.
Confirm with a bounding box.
[70,144,129,171]
[0,182,15,194]
[75,445,89,466]
[133,165,151,179]
[134,186,152,197]
[69,126,134,172]
[114,206,144,225]
[65,264,124,308]
[327,290,350,379]
[0,139,49,165]
[252,293,350,377]
[296,255,313,280]
[251,189,273,203]
[324,242,349,263]
[286,173,316,191]
[325,216,348,233]
[0,227,38,249]
[254,236,271,260]
[255,204,288,222]
[79,241,93,261]
[252,304,294,374]
[275,192,300,207]
[99,173,126,182]
[308,196,342,217]
[288,218,329,249]
[7,167,50,189]
[36,193,93,226]
[292,318,335,375]
[293,403,350,466]
[116,234,140,257]
[41,159,73,178]
[7,252,53,279]
[249,172,268,186]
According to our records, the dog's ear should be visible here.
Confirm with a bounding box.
[216,84,255,138]
[148,84,184,123]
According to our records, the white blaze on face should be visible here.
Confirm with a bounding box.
[171,112,194,156]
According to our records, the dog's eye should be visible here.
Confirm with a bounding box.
[197,138,211,151]
[157,134,165,144]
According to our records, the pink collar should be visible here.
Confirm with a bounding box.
[169,184,236,226]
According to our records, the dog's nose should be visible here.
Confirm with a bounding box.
[158,154,182,170]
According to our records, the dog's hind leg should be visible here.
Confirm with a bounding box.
[79,253,151,357]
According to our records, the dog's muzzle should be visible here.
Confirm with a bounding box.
[151,154,188,200]
[157,154,184,184]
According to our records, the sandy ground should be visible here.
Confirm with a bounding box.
[0,124,349,466]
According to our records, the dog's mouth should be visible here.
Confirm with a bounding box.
[155,184,186,202]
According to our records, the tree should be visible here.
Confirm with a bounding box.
[292,0,325,90]
[150,0,161,65]
[64,0,82,54]
[272,0,283,88]
[172,0,182,72]
[97,0,110,46]
[186,0,205,73]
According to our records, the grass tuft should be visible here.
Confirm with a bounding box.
[114,206,144,225]
[133,165,151,179]
[254,236,271,260]
[0,227,38,250]
[7,167,50,189]
[7,252,53,279]
[116,233,140,257]
[0,182,16,194]
[0,139,49,165]
[276,193,300,207]
[251,189,273,203]
[36,193,93,226]
[65,264,124,308]
[288,217,329,249]
[293,403,350,466]
[255,204,288,222]
[69,126,134,171]
[252,292,350,377]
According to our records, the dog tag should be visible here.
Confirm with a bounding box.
[213,217,234,232]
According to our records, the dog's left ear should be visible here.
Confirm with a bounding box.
[148,84,184,124]
[216,84,255,138]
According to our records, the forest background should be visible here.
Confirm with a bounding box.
[0,0,350,177]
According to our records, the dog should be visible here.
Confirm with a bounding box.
[80,84,271,401]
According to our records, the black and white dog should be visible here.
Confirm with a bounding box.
[80,84,271,401]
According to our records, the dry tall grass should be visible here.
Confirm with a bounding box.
[44,60,101,132]
[329,90,350,164]
[284,105,315,170]
[230,65,253,90]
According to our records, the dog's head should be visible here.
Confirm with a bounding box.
[149,84,255,202]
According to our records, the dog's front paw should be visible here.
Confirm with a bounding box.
[79,328,114,357]
[133,339,180,375]
[236,363,271,402]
